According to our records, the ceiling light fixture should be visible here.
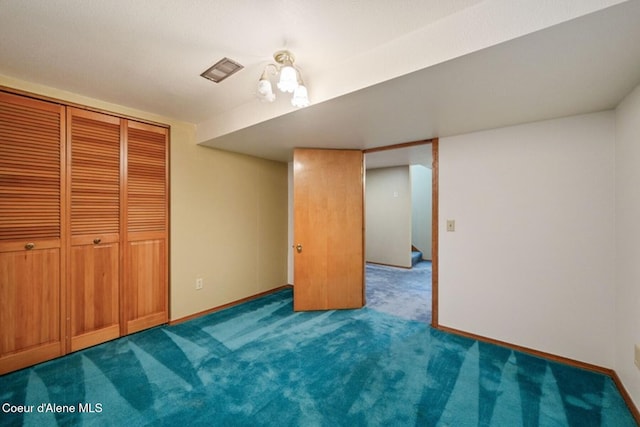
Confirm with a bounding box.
[257,50,310,108]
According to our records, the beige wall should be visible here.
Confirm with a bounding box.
[410,165,432,260]
[366,166,412,267]
[0,75,289,321]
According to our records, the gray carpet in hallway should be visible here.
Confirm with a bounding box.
[365,260,432,323]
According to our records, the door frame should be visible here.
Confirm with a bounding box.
[363,138,439,327]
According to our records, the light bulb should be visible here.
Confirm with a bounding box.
[291,84,310,108]
[258,79,272,96]
[277,66,298,93]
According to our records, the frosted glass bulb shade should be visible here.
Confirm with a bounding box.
[257,79,276,102]
[277,66,298,93]
[291,84,310,108]
[257,79,273,96]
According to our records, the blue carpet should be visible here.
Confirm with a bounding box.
[366,261,431,323]
[0,289,636,426]
[411,251,423,266]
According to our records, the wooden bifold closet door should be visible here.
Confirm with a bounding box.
[123,121,169,334]
[0,90,169,374]
[67,108,122,352]
[0,92,66,374]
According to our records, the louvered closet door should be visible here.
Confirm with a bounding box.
[123,120,168,334]
[68,108,121,351]
[0,92,65,374]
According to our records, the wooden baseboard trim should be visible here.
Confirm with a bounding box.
[435,324,640,424]
[611,370,640,423]
[169,285,293,325]
[366,261,412,269]
[436,325,611,374]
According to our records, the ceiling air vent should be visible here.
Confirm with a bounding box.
[200,57,244,83]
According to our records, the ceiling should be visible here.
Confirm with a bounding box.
[1,1,640,166]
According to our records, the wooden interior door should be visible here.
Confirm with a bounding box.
[123,120,169,334]
[293,148,364,311]
[0,92,65,374]
[68,108,122,351]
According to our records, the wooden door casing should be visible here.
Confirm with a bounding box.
[293,148,364,311]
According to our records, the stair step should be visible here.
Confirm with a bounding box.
[411,250,423,266]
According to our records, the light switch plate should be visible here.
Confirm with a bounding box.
[446,220,455,232]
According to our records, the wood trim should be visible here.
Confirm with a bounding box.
[362,138,439,325]
[71,233,119,246]
[0,343,63,375]
[366,261,412,270]
[170,285,293,325]
[127,230,167,242]
[436,324,640,422]
[127,119,167,133]
[611,370,640,424]
[361,151,366,307]
[126,312,168,334]
[119,119,128,337]
[70,325,120,352]
[436,325,613,374]
[431,138,439,327]
[165,120,171,322]
[61,105,70,354]
[363,138,437,154]
[0,85,169,130]
[0,239,61,253]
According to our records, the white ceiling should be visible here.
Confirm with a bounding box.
[1,0,639,166]
[0,0,482,122]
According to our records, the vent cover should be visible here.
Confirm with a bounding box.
[200,57,244,83]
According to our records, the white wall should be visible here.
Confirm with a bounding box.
[366,167,412,267]
[439,111,616,367]
[615,84,640,407]
[411,165,432,260]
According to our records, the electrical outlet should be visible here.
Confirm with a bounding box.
[446,220,455,232]
[196,278,203,290]
[635,344,640,370]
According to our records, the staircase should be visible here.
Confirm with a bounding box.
[411,249,423,267]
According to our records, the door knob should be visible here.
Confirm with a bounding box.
[296,244,303,253]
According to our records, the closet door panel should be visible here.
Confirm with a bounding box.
[68,108,121,350]
[123,121,168,334]
[69,239,119,351]
[0,92,65,374]
[0,247,62,373]
[124,235,167,333]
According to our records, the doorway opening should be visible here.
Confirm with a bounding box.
[363,139,438,326]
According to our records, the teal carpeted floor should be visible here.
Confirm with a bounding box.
[0,288,636,426]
